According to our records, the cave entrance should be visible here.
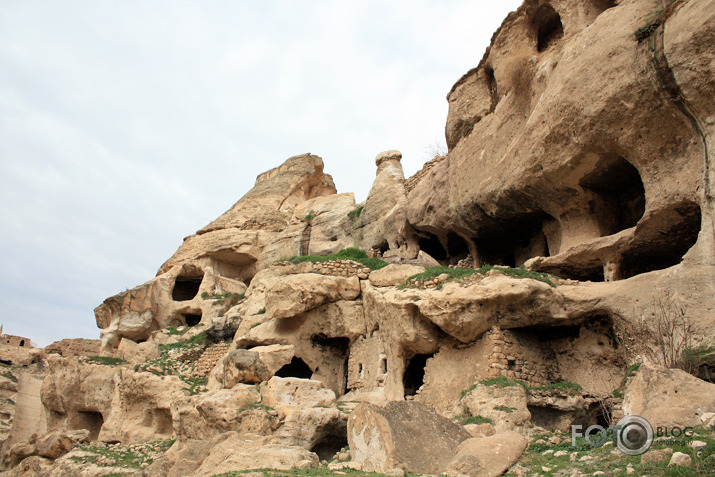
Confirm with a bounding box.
[183,312,202,327]
[312,335,350,394]
[172,274,204,301]
[418,232,447,262]
[275,357,313,379]
[620,201,701,279]
[311,423,348,461]
[403,353,434,397]
[74,411,104,441]
[533,4,564,52]
[475,212,552,267]
[579,155,645,237]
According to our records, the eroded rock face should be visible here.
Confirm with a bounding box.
[445,431,528,477]
[347,401,471,474]
[622,363,715,428]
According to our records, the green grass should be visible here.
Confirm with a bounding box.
[159,331,208,351]
[459,415,493,425]
[87,356,127,366]
[279,248,389,271]
[494,405,516,413]
[347,206,364,219]
[304,214,315,222]
[403,264,559,288]
[529,381,582,395]
[255,308,266,315]
[165,326,185,335]
[2,371,17,383]
[182,376,208,395]
[201,292,245,301]
[72,439,175,469]
[682,343,715,382]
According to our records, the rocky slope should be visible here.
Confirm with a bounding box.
[2,0,715,475]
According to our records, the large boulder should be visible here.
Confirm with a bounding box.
[264,274,361,319]
[347,401,471,474]
[445,431,529,477]
[368,264,426,287]
[622,363,715,428]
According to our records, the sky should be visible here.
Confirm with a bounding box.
[0,0,522,347]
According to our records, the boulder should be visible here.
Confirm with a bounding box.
[459,383,531,432]
[622,363,715,428]
[260,377,336,411]
[116,338,159,365]
[264,274,361,319]
[368,264,426,287]
[445,431,529,477]
[347,401,471,474]
[217,349,272,387]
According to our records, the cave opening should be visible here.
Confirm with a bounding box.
[311,423,348,461]
[403,353,434,397]
[619,201,701,279]
[183,312,202,327]
[579,155,646,236]
[446,232,470,262]
[275,357,313,379]
[533,4,564,52]
[172,274,204,301]
[485,66,499,111]
[74,411,104,441]
[418,232,447,262]
[312,335,351,394]
[475,212,552,267]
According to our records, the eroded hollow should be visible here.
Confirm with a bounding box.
[183,312,202,327]
[172,274,204,301]
[403,353,434,397]
[73,411,104,441]
[579,155,646,236]
[620,201,701,279]
[418,231,447,262]
[311,422,348,461]
[475,212,553,267]
[275,357,313,379]
[532,4,564,52]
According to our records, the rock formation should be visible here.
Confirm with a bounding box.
[2,0,715,475]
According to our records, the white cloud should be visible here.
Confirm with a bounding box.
[0,0,522,346]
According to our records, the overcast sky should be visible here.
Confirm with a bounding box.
[0,0,522,347]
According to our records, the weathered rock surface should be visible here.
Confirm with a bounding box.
[347,401,471,474]
[368,264,426,287]
[622,363,715,428]
[459,383,531,432]
[264,274,361,319]
[445,431,529,477]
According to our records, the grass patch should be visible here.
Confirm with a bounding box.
[255,308,266,315]
[182,376,208,396]
[494,405,516,413]
[2,371,17,383]
[165,326,186,336]
[87,356,127,366]
[213,468,421,477]
[529,381,582,395]
[403,264,559,288]
[201,292,245,301]
[279,248,389,271]
[304,214,315,222]
[347,206,364,219]
[159,331,208,352]
[459,415,493,425]
[683,343,715,382]
[479,376,529,391]
[72,439,175,470]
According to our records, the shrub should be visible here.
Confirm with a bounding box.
[682,343,715,383]
[304,214,315,223]
[347,206,364,219]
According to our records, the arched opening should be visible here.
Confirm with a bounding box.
[172,273,204,301]
[311,422,348,461]
[73,411,104,441]
[475,212,553,267]
[403,353,434,397]
[275,357,313,379]
[418,232,447,262]
[183,312,202,327]
[620,202,701,279]
[446,232,470,262]
[579,155,645,236]
[19,340,25,347]
[532,4,564,52]
[312,335,351,394]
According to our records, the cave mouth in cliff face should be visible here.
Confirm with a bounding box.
[183,312,202,327]
[275,357,313,379]
[620,201,701,279]
[74,411,104,441]
[533,4,564,52]
[419,232,447,262]
[172,274,204,301]
[311,422,348,461]
[579,155,646,236]
[403,353,434,397]
[475,212,552,267]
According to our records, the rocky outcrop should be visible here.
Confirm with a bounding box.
[622,363,715,428]
[445,431,528,477]
[347,401,471,474]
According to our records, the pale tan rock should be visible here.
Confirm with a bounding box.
[640,447,673,464]
[669,451,692,467]
[260,377,336,411]
[460,384,531,432]
[265,274,360,319]
[368,264,426,287]
[347,401,471,474]
[622,363,715,428]
[463,423,496,438]
[445,431,528,477]
[116,338,159,365]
